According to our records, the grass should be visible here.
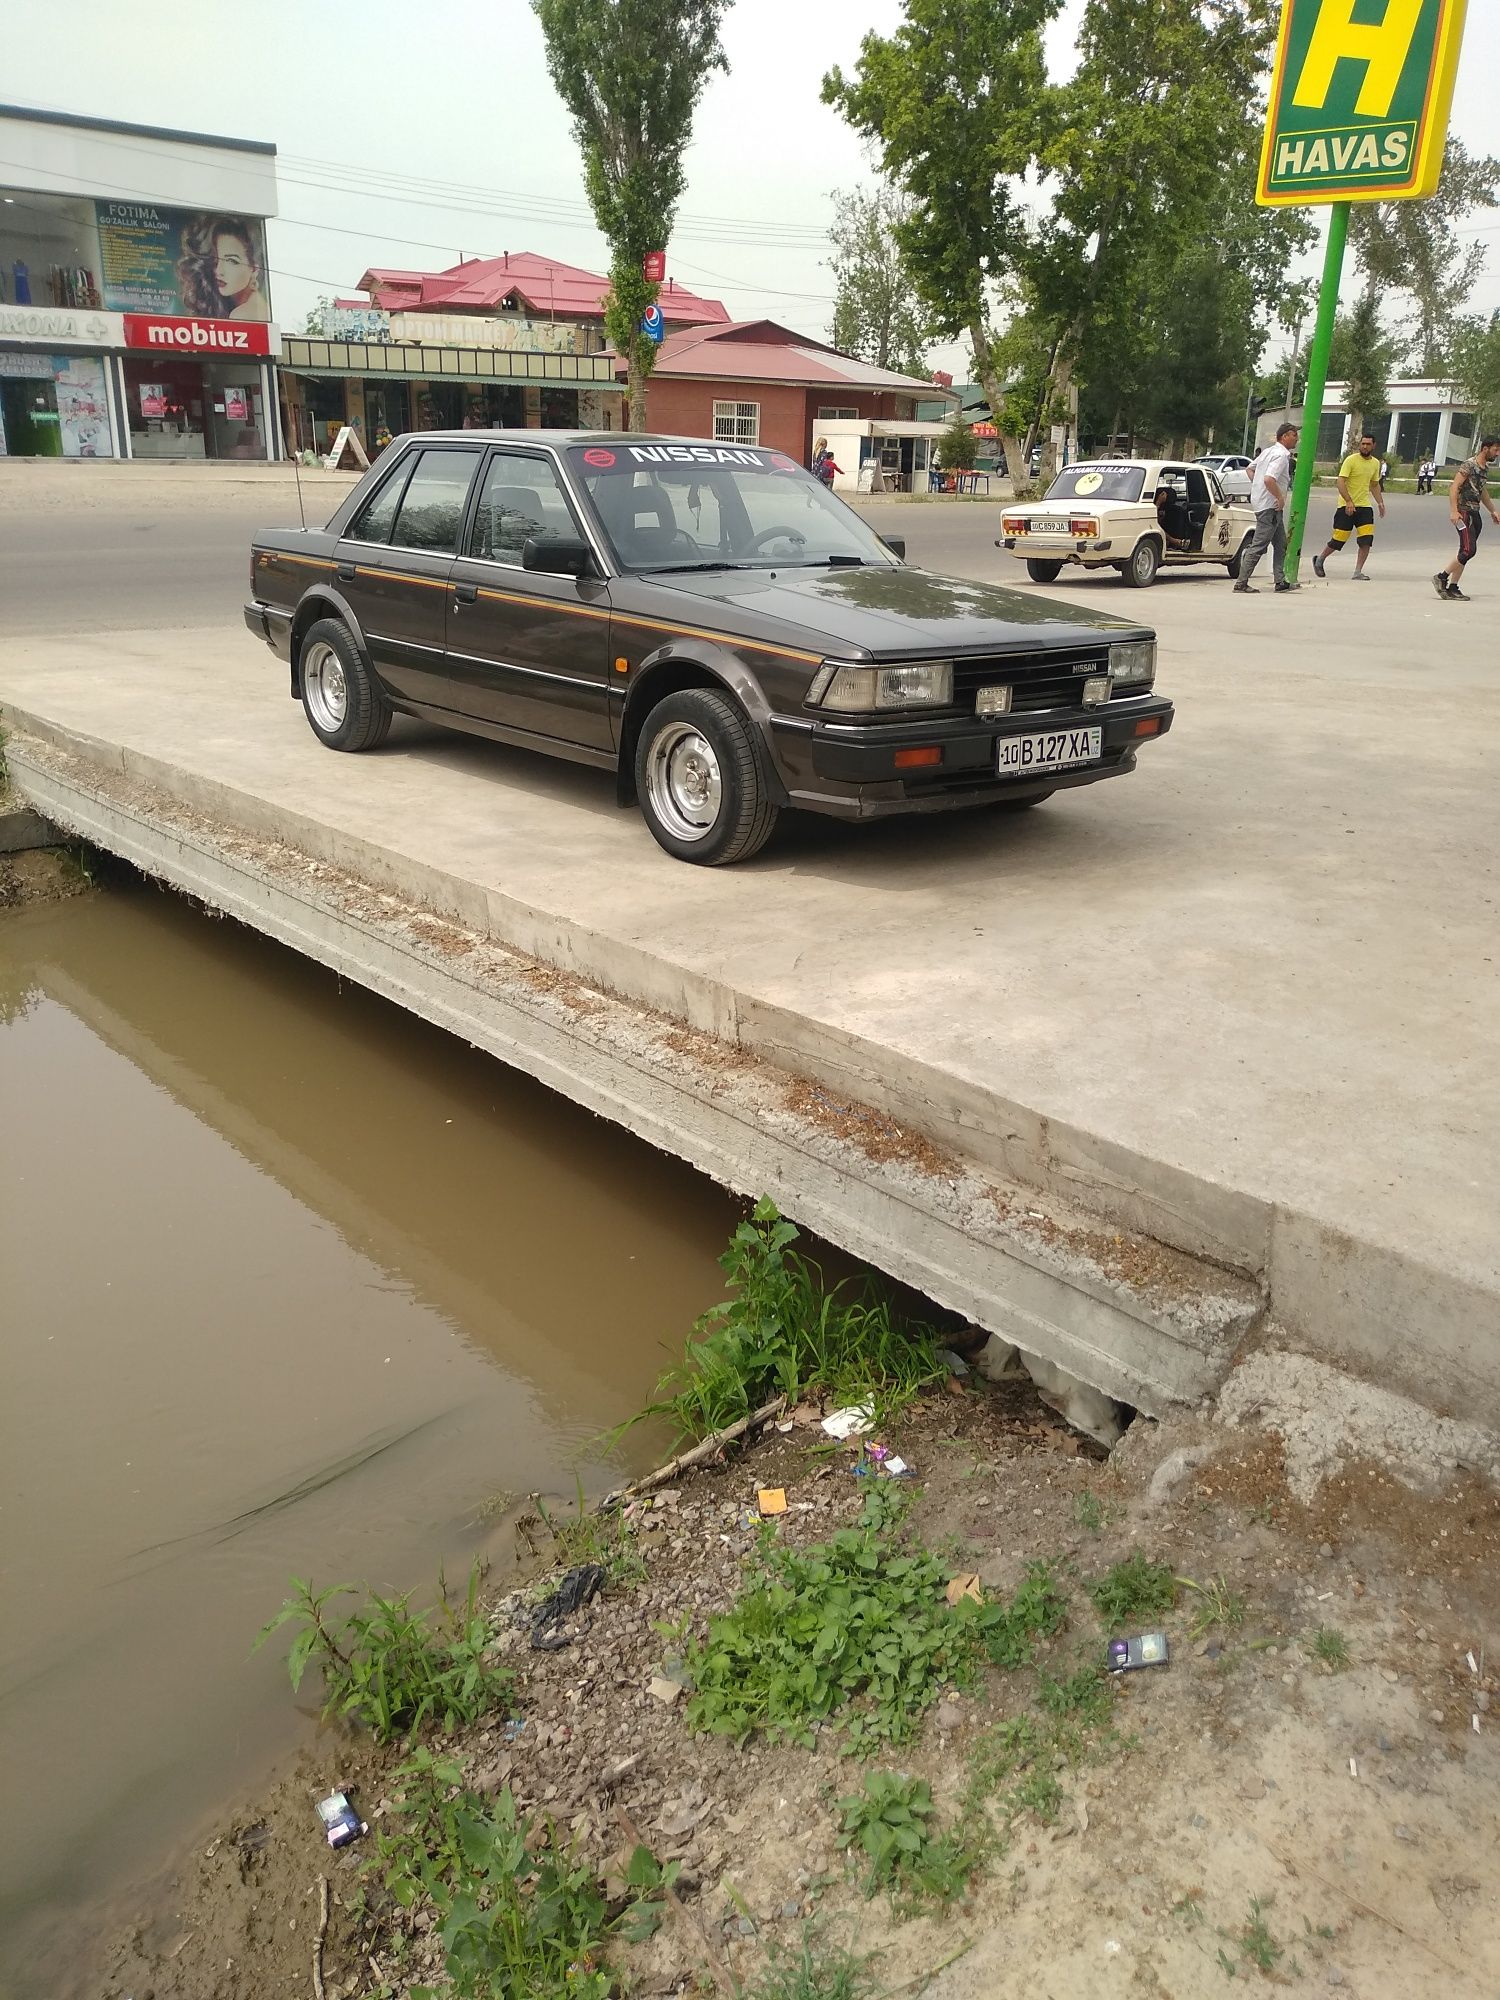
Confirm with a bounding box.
[680,1485,978,1750]
[1181,1573,1247,1640]
[363,1749,671,1999]
[633,1199,945,1446]
[1086,1552,1178,1626]
[743,1925,878,2000]
[1311,1625,1351,1670]
[254,1561,511,1744]
[1073,1491,1105,1534]
[836,1771,977,1907]
[535,1477,647,1588]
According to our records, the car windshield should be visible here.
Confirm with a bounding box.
[565,442,898,572]
[1043,464,1145,504]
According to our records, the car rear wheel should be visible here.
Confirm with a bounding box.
[1123,538,1160,588]
[1026,558,1064,583]
[299,618,392,751]
[635,688,778,866]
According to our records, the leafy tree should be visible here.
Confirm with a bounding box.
[302,296,337,336]
[823,0,1062,488]
[532,0,730,428]
[937,414,978,470]
[828,185,931,377]
[1328,294,1398,449]
[1024,0,1295,479]
[1450,311,1500,432]
[1348,140,1500,374]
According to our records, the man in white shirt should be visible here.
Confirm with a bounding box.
[1233,422,1299,594]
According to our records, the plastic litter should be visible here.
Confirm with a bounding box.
[757,1487,787,1516]
[316,1790,367,1849]
[1105,1632,1170,1673]
[849,1441,916,1480]
[530,1563,606,1650]
[937,1348,971,1376]
[821,1402,876,1439]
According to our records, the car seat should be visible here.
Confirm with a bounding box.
[596,480,681,566]
[475,484,551,561]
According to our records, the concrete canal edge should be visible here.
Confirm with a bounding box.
[5,711,1497,1428]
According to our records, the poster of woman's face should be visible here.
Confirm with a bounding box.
[97,202,271,321]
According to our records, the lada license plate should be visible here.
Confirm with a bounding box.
[998,726,1102,776]
[1029,518,1070,534]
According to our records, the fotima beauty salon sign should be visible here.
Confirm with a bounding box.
[1257,0,1468,205]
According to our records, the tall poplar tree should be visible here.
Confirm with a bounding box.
[532,0,731,429]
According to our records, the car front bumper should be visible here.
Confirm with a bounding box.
[767,696,1174,820]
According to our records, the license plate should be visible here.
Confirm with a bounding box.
[997,726,1102,776]
[1029,518,1070,534]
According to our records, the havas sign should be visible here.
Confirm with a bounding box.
[1257,0,1468,206]
[123,313,277,356]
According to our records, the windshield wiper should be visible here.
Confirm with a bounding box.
[797,554,872,567]
[643,559,756,573]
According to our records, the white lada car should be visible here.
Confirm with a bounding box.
[999,458,1257,589]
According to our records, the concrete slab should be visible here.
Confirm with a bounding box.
[1,490,1495,1422]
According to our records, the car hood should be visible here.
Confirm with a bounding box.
[624,563,1150,659]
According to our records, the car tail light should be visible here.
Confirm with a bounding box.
[1002,516,1027,534]
[894,746,942,769]
[1070,517,1100,537]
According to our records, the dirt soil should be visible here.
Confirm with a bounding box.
[0,847,90,906]
[83,1352,1500,2000]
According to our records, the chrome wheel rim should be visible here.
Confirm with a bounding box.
[645,722,723,843]
[304,641,348,732]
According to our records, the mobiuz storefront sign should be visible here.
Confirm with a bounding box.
[123,314,277,356]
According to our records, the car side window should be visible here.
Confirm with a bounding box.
[348,455,416,545]
[467,452,579,566]
[389,448,482,554]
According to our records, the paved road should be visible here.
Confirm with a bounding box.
[0,461,1464,638]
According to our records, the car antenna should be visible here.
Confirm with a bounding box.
[291,442,307,531]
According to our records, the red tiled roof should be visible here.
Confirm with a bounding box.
[639,320,943,394]
[354,253,728,327]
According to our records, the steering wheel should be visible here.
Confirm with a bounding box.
[745,525,808,555]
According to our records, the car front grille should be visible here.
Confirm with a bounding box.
[952,648,1130,715]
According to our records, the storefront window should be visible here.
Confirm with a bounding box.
[417,382,466,429]
[540,386,579,428]
[122,353,266,459]
[0,352,113,458]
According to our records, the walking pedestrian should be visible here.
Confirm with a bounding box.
[1417,457,1436,495]
[1432,435,1500,601]
[1312,434,1385,580]
[1233,422,1299,594]
[811,437,842,488]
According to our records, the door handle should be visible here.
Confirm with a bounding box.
[336,562,357,581]
[453,582,479,605]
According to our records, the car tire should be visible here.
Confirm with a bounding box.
[1230,533,1256,580]
[635,687,778,866]
[1123,538,1160,588]
[994,790,1055,812]
[1026,558,1064,583]
[298,618,392,751]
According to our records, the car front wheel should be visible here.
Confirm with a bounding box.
[634,688,778,866]
[298,618,392,751]
[1123,538,1160,587]
[1026,558,1064,583]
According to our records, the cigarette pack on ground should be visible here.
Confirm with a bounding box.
[316,1790,367,1848]
[757,1487,787,1516]
[1106,1632,1169,1673]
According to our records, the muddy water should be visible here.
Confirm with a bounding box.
[0,882,736,1997]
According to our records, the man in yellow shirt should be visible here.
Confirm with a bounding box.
[1312,434,1386,580]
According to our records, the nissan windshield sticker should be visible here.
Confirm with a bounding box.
[579,443,777,470]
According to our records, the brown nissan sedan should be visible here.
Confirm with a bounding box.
[244,431,1172,865]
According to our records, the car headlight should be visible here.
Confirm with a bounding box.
[812,660,954,711]
[1108,640,1156,686]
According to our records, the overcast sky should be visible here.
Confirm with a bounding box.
[6,0,1498,375]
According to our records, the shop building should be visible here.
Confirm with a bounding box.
[0,103,280,461]
[1260,377,1480,467]
[277,252,729,454]
[636,320,952,478]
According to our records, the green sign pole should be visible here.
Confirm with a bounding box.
[1285,200,1349,579]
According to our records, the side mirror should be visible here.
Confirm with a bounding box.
[882,535,907,560]
[522,532,594,578]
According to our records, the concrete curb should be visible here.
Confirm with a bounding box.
[6,727,1263,1417]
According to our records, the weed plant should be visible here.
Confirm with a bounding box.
[1086,1552,1178,1626]
[682,1486,972,1749]
[743,1924,877,2000]
[1311,1625,1350,1669]
[255,1561,509,1744]
[836,1771,977,1907]
[637,1199,944,1445]
[364,1750,669,1999]
[536,1477,647,1587]
[1181,1573,1247,1639]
